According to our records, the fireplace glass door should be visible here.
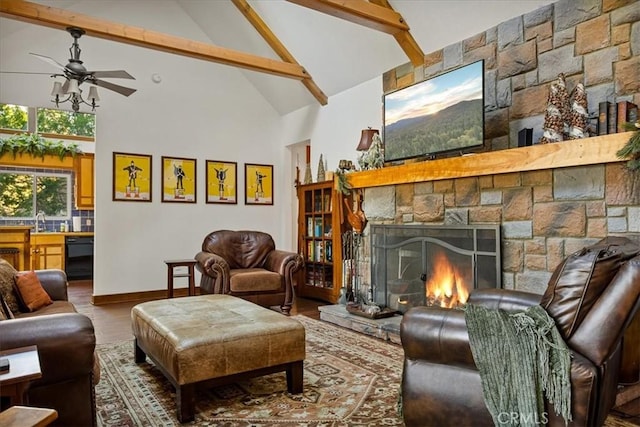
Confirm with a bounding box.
[370,224,500,313]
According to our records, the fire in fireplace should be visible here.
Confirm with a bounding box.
[423,250,470,308]
[370,224,501,313]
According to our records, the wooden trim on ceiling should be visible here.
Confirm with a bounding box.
[231,0,328,105]
[0,0,310,80]
[287,0,424,67]
[369,0,424,67]
[287,0,408,33]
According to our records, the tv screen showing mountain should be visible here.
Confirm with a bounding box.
[383,60,484,163]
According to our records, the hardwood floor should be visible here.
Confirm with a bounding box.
[67,280,640,424]
[67,280,325,345]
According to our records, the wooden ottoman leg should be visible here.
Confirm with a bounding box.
[286,360,304,394]
[176,383,196,423]
[134,339,146,363]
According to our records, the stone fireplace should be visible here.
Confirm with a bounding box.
[369,224,500,313]
[318,136,639,343]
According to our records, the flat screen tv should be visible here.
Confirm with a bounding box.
[383,60,484,163]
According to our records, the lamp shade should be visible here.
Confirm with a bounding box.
[88,86,100,102]
[357,128,379,151]
[67,79,81,94]
[51,81,64,96]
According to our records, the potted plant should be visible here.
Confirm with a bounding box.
[0,132,82,160]
[617,122,640,172]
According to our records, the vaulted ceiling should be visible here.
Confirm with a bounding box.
[0,0,554,115]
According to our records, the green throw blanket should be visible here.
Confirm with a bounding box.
[465,304,572,427]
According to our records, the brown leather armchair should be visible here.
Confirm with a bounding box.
[0,269,97,427]
[195,230,303,314]
[400,237,640,427]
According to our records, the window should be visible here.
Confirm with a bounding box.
[0,104,28,131]
[0,171,71,220]
[0,103,95,140]
[37,107,95,138]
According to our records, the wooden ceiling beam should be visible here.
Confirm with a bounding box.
[0,0,310,80]
[287,0,408,33]
[289,0,424,67]
[231,0,327,105]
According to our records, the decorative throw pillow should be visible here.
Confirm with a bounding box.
[14,271,53,312]
[0,259,22,315]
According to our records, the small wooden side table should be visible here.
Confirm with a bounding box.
[164,259,197,298]
[0,406,58,427]
[0,345,42,405]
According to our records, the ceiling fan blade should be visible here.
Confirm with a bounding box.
[30,53,67,72]
[90,70,135,79]
[0,71,54,75]
[93,78,137,97]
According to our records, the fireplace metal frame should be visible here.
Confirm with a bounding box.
[369,224,501,311]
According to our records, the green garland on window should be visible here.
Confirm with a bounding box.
[616,122,640,172]
[0,133,82,160]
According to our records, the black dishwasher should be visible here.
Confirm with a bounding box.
[65,236,94,280]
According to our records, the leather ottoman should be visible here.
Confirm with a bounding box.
[131,294,306,423]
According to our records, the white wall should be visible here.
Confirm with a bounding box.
[1,0,556,298]
[0,18,287,296]
[282,77,384,176]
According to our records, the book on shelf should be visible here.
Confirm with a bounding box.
[314,218,323,237]
[307,217,313,237]
[608,102,617,134]
[598,101,610,135]
[617,101,638,132]
[307,240,314,261]
[323,193,331,212]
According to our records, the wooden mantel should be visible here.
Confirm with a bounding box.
[347,132,633,189]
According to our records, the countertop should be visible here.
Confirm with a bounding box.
[32,232,95,237]
[0,227,93,237]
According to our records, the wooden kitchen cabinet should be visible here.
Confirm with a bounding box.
[74,153,94,210]
[30,234,65,271]
[0,227,31,270]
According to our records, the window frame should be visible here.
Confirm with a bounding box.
[0,104,95,142]
[0,170,72,221]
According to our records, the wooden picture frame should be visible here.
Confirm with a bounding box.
[112,152,152,202]
[161,156,197,203]
[244,163,273,205]
[206,160,237,204]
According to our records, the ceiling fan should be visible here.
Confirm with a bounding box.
[17,26,136,112]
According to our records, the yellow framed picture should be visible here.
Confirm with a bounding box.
[206,160,237,204]
[161,156,197,203]
[112,152,152,202]
[245,163,273,205]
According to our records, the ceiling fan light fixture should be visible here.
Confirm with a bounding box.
[50,81,64,96]
[88,86,100,102]
[67,78,80,94]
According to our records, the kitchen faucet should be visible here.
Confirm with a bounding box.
[35,210,46,233]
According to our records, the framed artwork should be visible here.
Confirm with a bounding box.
[161,156,197,203]
[112,152,152,202]
[244,163,273,205]
[206,160,237,204]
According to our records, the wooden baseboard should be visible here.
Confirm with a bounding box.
[91,287,199,305]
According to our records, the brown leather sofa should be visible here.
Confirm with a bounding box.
[0,269,97,427]
[400,237,640,427]
[195,230,303,314]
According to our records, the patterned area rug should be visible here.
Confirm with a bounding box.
[96,315,639,427]
[96,315,404,426]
